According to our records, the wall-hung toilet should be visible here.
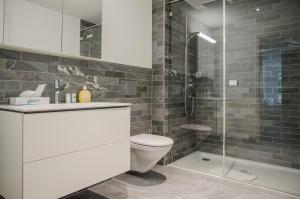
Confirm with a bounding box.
[130,134,174,173]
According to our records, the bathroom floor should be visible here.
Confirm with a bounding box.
[170,152,300,197]
[85,166,297,199]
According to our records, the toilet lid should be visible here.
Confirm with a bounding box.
[131,134,174,147]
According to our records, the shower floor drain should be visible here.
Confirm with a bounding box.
[202,158,210,161]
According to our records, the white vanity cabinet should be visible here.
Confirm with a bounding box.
[0,103,131,199]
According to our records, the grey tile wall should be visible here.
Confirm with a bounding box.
[164,1,199,164]
[0,48,151,136]
[152,0,218,165]
[152,0,166,139]
[152,0,196,164]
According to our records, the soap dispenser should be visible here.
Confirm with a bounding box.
[79,85,91,103]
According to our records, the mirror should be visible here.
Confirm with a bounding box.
[62,0,102,59]
[4,0,62,53]
[0,0,3,44]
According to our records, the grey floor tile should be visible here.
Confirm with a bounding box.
[90,166,298,199]
[61,190,108,199]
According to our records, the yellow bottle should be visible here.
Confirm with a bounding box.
[79,85,91,103]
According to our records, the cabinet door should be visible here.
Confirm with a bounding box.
[23,107,130,163]
[3,0,62,53]
[24,140,130,199]
[101,0,152,68]
[0,0,3,44]
[0,111,23,199]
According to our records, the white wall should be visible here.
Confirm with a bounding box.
[4,0,80,54]
[0,0,4,44]
[102,0,152,68]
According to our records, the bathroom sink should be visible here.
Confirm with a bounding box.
[0,102,132,113]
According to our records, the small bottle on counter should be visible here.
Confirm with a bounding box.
[71,93,77,103]
[65,93,71,103]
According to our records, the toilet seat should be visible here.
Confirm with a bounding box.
[130,134,173,147]
[130,134,174,172]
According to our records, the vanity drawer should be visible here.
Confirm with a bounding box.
[23,140,130,199]
[23,107,130,163]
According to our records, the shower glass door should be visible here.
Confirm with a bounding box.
[224,0,300,196]
[166,0,225,177]
[165,0,300,196]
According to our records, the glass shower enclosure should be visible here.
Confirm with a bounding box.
[164,0,300,196]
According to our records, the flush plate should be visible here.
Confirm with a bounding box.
[228,80,238,87]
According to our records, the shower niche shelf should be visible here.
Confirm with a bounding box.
[179,124,212,132]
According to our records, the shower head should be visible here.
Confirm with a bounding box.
[187,32,217,44]
[187,32,199,41]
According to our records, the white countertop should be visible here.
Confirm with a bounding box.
[0,102,131,113]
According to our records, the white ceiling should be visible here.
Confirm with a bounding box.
[25,0,102,24]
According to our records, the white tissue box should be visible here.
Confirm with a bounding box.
[10,97,50,105]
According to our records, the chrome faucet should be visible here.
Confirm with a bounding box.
[54,80,69,104]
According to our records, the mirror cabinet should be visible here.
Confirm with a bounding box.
[0,0,4,44]
[0,0,152,68]
[1,0,102,59]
